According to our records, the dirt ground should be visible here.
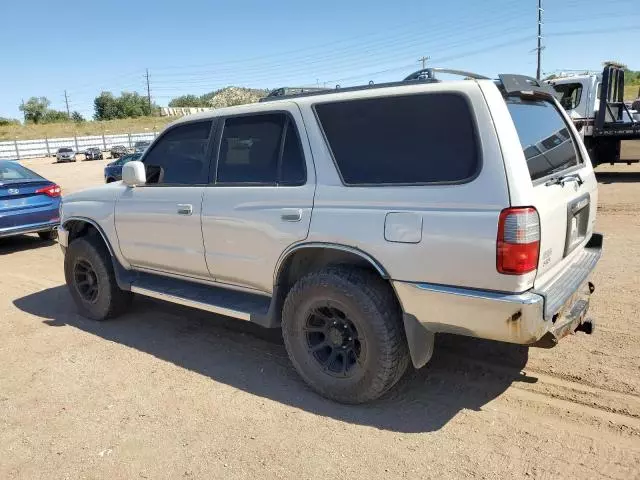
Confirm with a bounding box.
[1,143,640,479]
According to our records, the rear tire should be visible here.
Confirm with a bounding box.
[281,266,409,404]
[64,236,133,321]
[38,230,57,241]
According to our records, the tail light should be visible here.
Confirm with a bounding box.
[36,184,62,198]
[497,207,540,275]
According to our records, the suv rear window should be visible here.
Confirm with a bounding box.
[314,93,479,185]
[507,97,581,181]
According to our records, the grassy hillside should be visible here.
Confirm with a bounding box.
[0,116,176,141]
[625,84,640,101]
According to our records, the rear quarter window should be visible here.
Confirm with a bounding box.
[314,93,480,185]
[507,98,582,181]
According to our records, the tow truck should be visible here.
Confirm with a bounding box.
[546,63,640,166]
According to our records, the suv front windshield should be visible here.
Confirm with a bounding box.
[506,97,581,181]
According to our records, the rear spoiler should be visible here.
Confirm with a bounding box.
[498,74,558,99]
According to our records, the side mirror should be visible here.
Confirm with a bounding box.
[122,161,146,187]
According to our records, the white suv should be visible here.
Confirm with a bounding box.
[58,69,602,403]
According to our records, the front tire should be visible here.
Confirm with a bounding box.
[64,236,133,321]
[282,266,409,404]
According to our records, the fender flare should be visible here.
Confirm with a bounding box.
[63,216,115,256]
[274,242,389,285]
[62,216,135,290]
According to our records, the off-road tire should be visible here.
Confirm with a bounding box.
[282,266,409,404]
[64,236,132,321]
[38,230,58,241]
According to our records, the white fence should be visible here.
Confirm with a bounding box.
[160,107,213,117]
[0,132,159,160]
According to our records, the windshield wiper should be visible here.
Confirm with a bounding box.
[545,173,583,187]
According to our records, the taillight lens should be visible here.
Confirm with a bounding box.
[497,207,540,275]
[36,184,62,198]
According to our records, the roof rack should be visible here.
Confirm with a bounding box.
[264,87,331,98]
[260,67,487,103]
[403,67,489,81]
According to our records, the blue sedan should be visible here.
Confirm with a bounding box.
[0,160,61,240]
[104,153,141,183]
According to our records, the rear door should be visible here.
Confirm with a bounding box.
[201,107,315,293]
[505,96,597,287]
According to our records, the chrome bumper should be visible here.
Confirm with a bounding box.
[394,233,603,347]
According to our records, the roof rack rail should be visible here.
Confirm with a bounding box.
[259,67,489,102]
[264,86,331,98]
[403,68,489,81]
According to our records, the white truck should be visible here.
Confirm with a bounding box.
[546,64,640,166]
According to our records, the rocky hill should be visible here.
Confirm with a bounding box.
[168,87,269,109]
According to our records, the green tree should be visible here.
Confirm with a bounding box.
[41,110,70,123]
[71,111,85,123]
[19,96,50,124]
[94,91,153,120]
[94,92,119,120]
[168,94,202,107]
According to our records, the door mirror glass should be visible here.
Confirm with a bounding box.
[122,161,146,187]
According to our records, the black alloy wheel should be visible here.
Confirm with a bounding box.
[304,304,365,378]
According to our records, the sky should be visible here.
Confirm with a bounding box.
[1,0,638,121]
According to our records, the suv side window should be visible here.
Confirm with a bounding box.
[143,120,212,185]
[216,113,306,185]
[314,93,479,185]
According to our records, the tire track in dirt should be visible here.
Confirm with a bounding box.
[433,351,640,432]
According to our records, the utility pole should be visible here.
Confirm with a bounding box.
[418,56,430,70]
[145,68,152,115]
[536,0,543,81]
[64,90,70,117]
[21,98,26,122]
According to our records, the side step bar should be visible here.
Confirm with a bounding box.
[129,271,272,325]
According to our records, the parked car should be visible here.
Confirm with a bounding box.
[0,160,61,240]
[84,147,103,160]
[56,147,76,163]
[104,153,141,183]
[110,145,128,159]
[134,140,151,154]
[58,69,602,403]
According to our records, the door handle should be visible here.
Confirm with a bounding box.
[177,204,193,215]
[281,208,302,222]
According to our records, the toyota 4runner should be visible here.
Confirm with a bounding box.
[58,69,603,403]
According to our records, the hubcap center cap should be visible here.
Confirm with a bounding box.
[327,326,345,346]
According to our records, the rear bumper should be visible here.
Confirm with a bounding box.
[394,233,603,347]
[0,221,59,238]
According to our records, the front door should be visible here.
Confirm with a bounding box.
[201,108,315,293]
[115,119,214,278]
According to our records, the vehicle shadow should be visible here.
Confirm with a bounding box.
[14,285,533,433]
[596,171,640,184]
[0,234,56,255]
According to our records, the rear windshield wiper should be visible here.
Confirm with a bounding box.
[545,173,583,187]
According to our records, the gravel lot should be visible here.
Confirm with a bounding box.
[1,144,640,479]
